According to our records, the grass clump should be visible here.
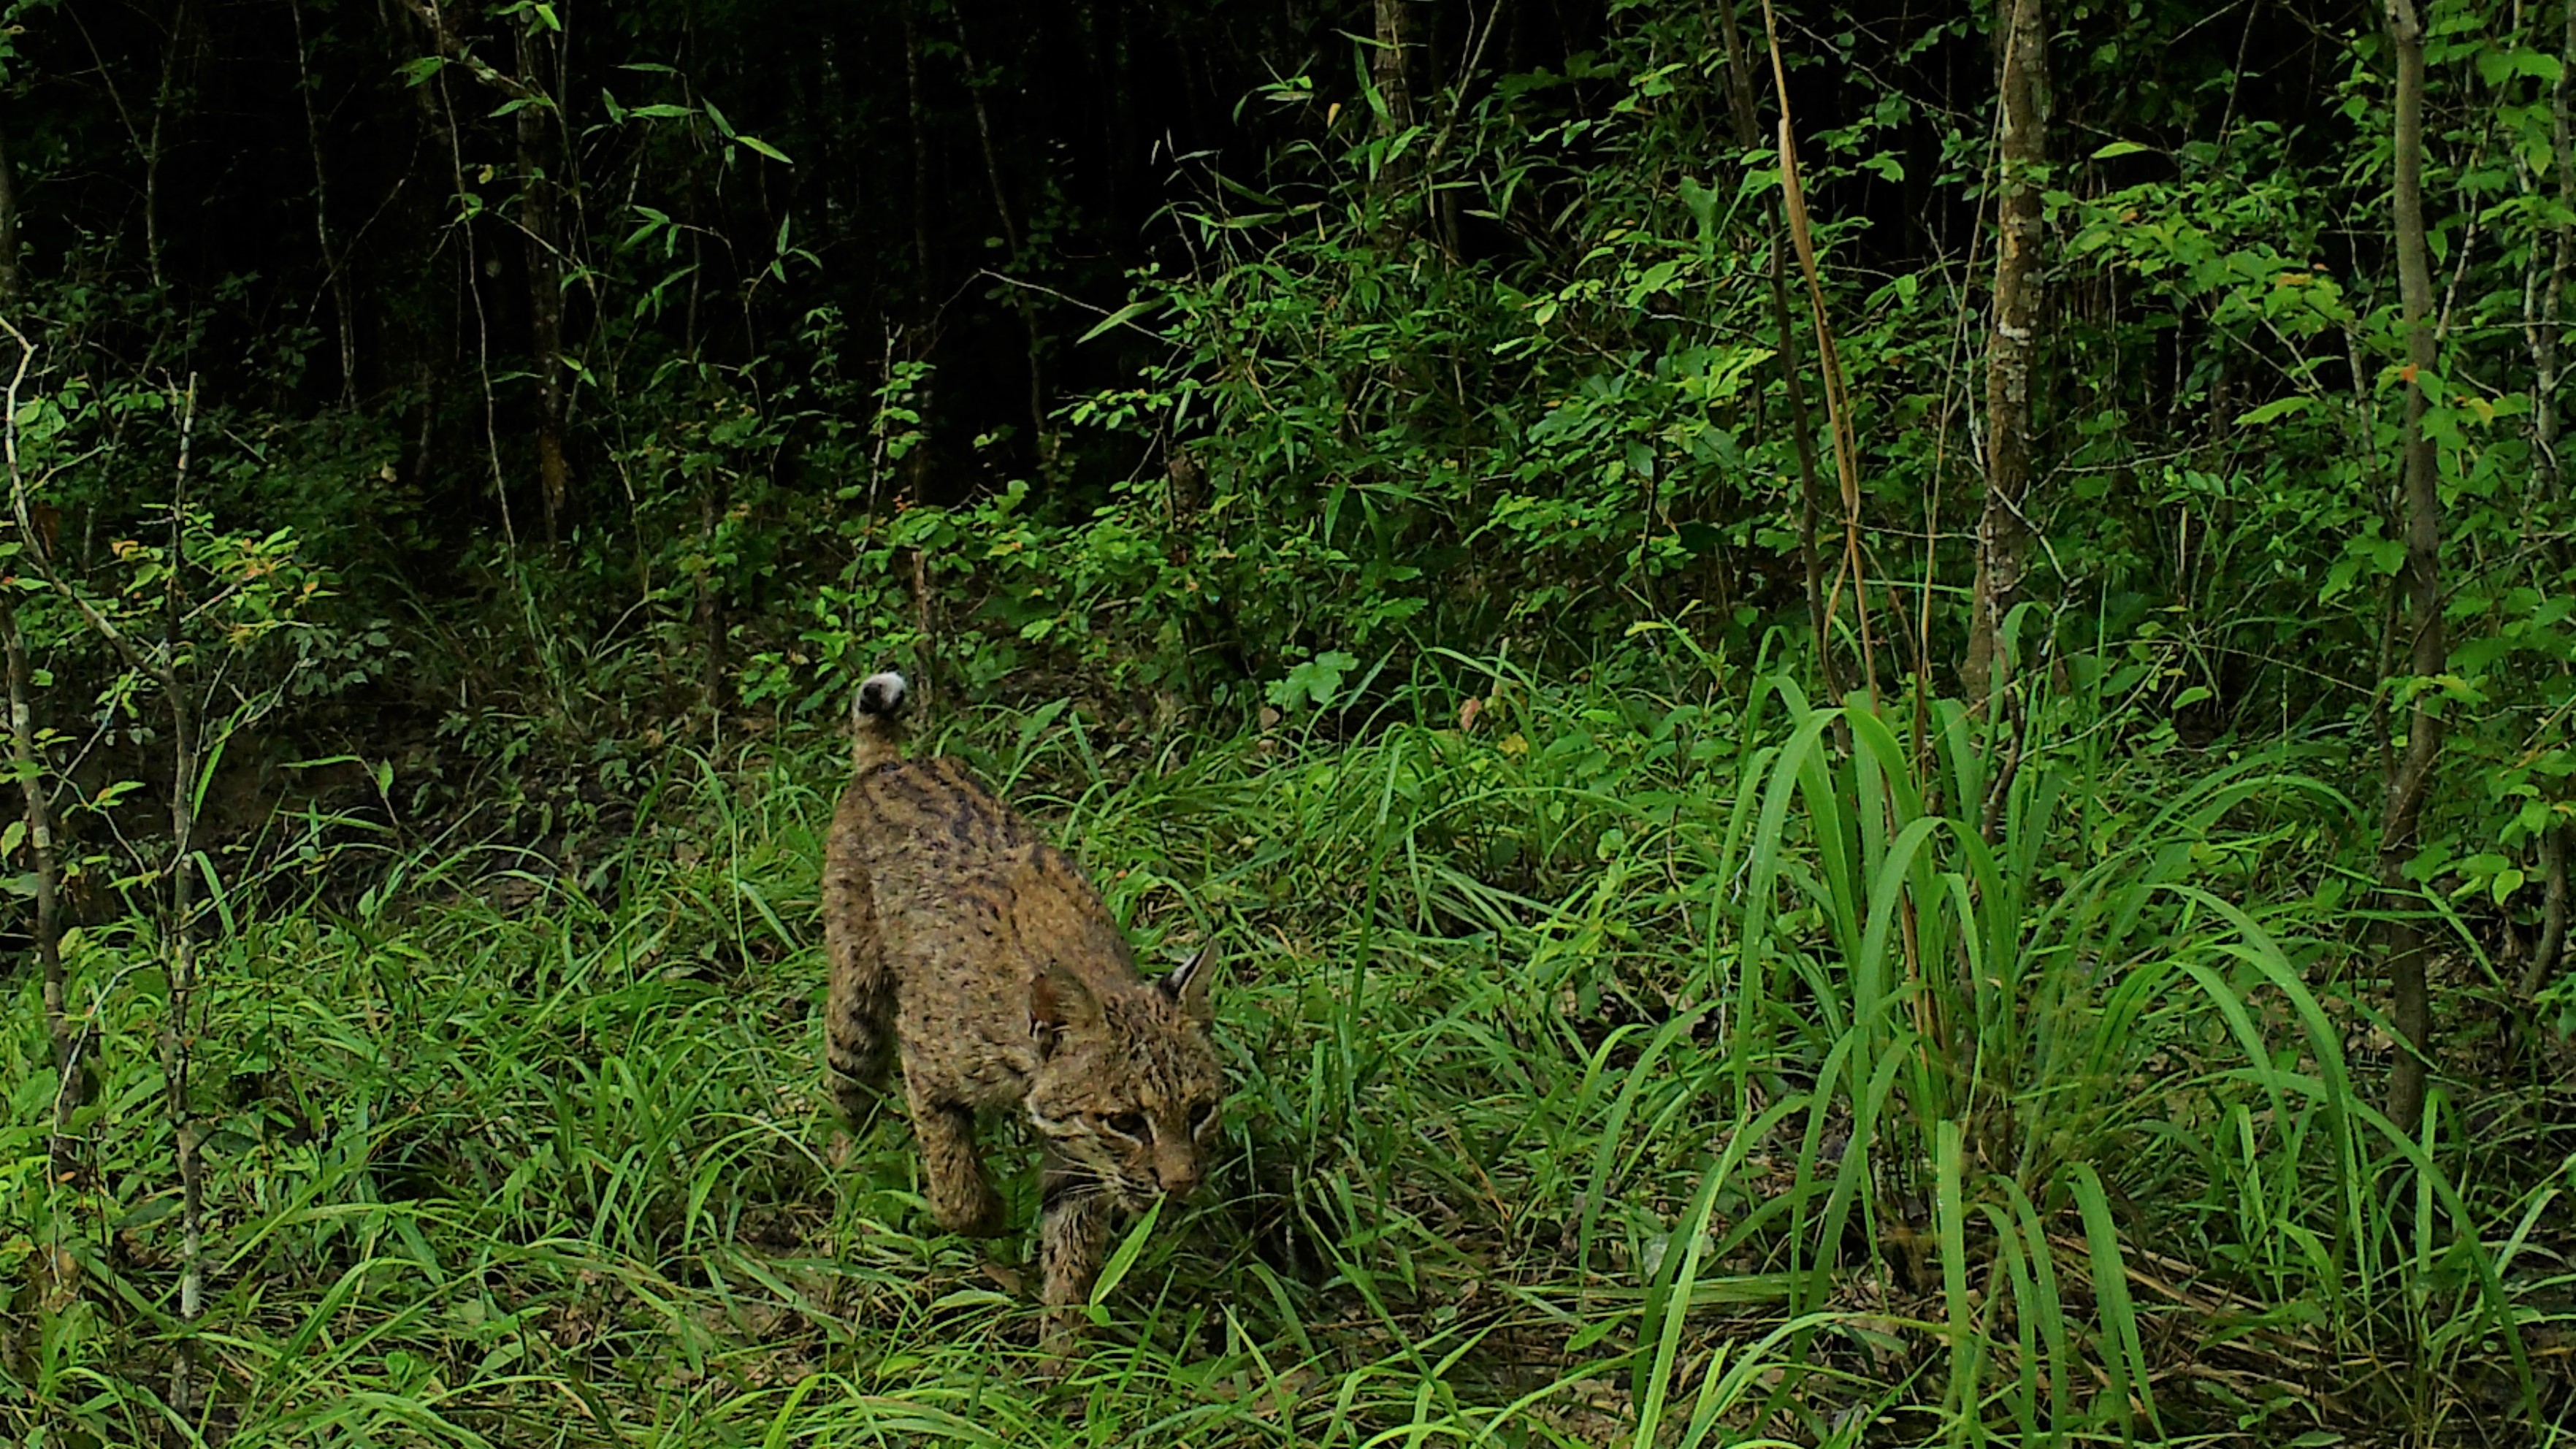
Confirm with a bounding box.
[5,651,2572,1446]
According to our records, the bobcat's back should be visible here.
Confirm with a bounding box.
[825,749,1136,1102]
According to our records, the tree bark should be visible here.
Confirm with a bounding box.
[153,379,206,1425]
[0,125,20,310]
[2378,0,2444,1139]
[947,6,1052,470]
[1372,0,1416,221]
[1965,0,2047,701]
[516,10,569,544]
[697,484,726,722]
[2,592,69,1159]
[290,0,358,402]
[903,0,932,314]
[1373,0,1415,136]
[2523,822,2570,1002]
[137,0,201,297]
[2535,0,2576,524]
[1716,0,1840,708]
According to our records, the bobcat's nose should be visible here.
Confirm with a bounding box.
[1155,1150,1200,1198]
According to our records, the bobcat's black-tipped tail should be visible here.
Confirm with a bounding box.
[851,670,911,770]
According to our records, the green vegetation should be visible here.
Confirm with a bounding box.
[1,0,2573,1442]
[13,660,2561,1445]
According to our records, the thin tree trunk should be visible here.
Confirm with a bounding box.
[142,0,192,296]
[951,13,1019,259]
[157,378,205,1424]
[1965,0,2047,700]
[697,484,725,722]
[947,7,1052,470]
[290,0,357,402]
[2,593,69,1164]
[1373,0,1415,135]
[401,0,524,553]
[516,10,568,544]
[1372,0,1415,220]
[2536,0,2576,526]
[2379,0,2444,1138]
[0,125,20,310]
[2521,822,2569,1001]
[1716,0,1840,707]
[903,0,931,311]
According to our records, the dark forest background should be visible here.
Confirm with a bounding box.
[3,0,2572,1442]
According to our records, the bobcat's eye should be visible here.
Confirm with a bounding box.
[1104,1112,1150,1140]
[1189,1102,1219,1135]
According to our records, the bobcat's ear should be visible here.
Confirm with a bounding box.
[1029,960,1101,1056]
[1158,943,1218,1025]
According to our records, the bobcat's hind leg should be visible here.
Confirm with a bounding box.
[822,822,895,1124]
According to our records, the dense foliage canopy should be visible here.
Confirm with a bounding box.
[1,0,2571,1442]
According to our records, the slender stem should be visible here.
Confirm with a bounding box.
[946,6,1052,469]
[2379,0,2444,1138]
[158,376,205,1423]
[1716,0,1840,709]
[288,0,357,402]
[903,0,931,313]
[1760,0,1880,710]
[2521,822,2569,1001]
[0,123,21,310]
[1,590,68,1161]
[516,9,568,545]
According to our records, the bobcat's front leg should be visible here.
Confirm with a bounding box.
[905,1077,1004,1237]
[1036,1152,1114,1353]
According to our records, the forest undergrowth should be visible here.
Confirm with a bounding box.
[7,649,2569,1448]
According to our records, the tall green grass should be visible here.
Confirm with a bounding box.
[5,651,2569,1445]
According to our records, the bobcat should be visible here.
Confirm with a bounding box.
[822,671,1223,1344]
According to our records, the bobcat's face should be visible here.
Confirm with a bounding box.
[1025,952,1224,1212]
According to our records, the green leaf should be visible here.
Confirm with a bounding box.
[1676,175,1720,237]
[1086,1196,1163,1326]
[2091,139,2152,160]
[1267,651,1361,710]
[2234,395,2313,427]
[1078,299,1163,344]
[735,134,793,165]
[114,1198,180,1231]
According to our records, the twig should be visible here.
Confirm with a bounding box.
[1715,0,1841,713]
[1759,0,1881,713]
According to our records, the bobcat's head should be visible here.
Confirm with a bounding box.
[1023,945,1224,1212]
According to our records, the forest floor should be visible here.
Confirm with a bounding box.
[6,676,2573,1447]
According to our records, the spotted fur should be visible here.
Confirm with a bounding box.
[823,670,1223,1345]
